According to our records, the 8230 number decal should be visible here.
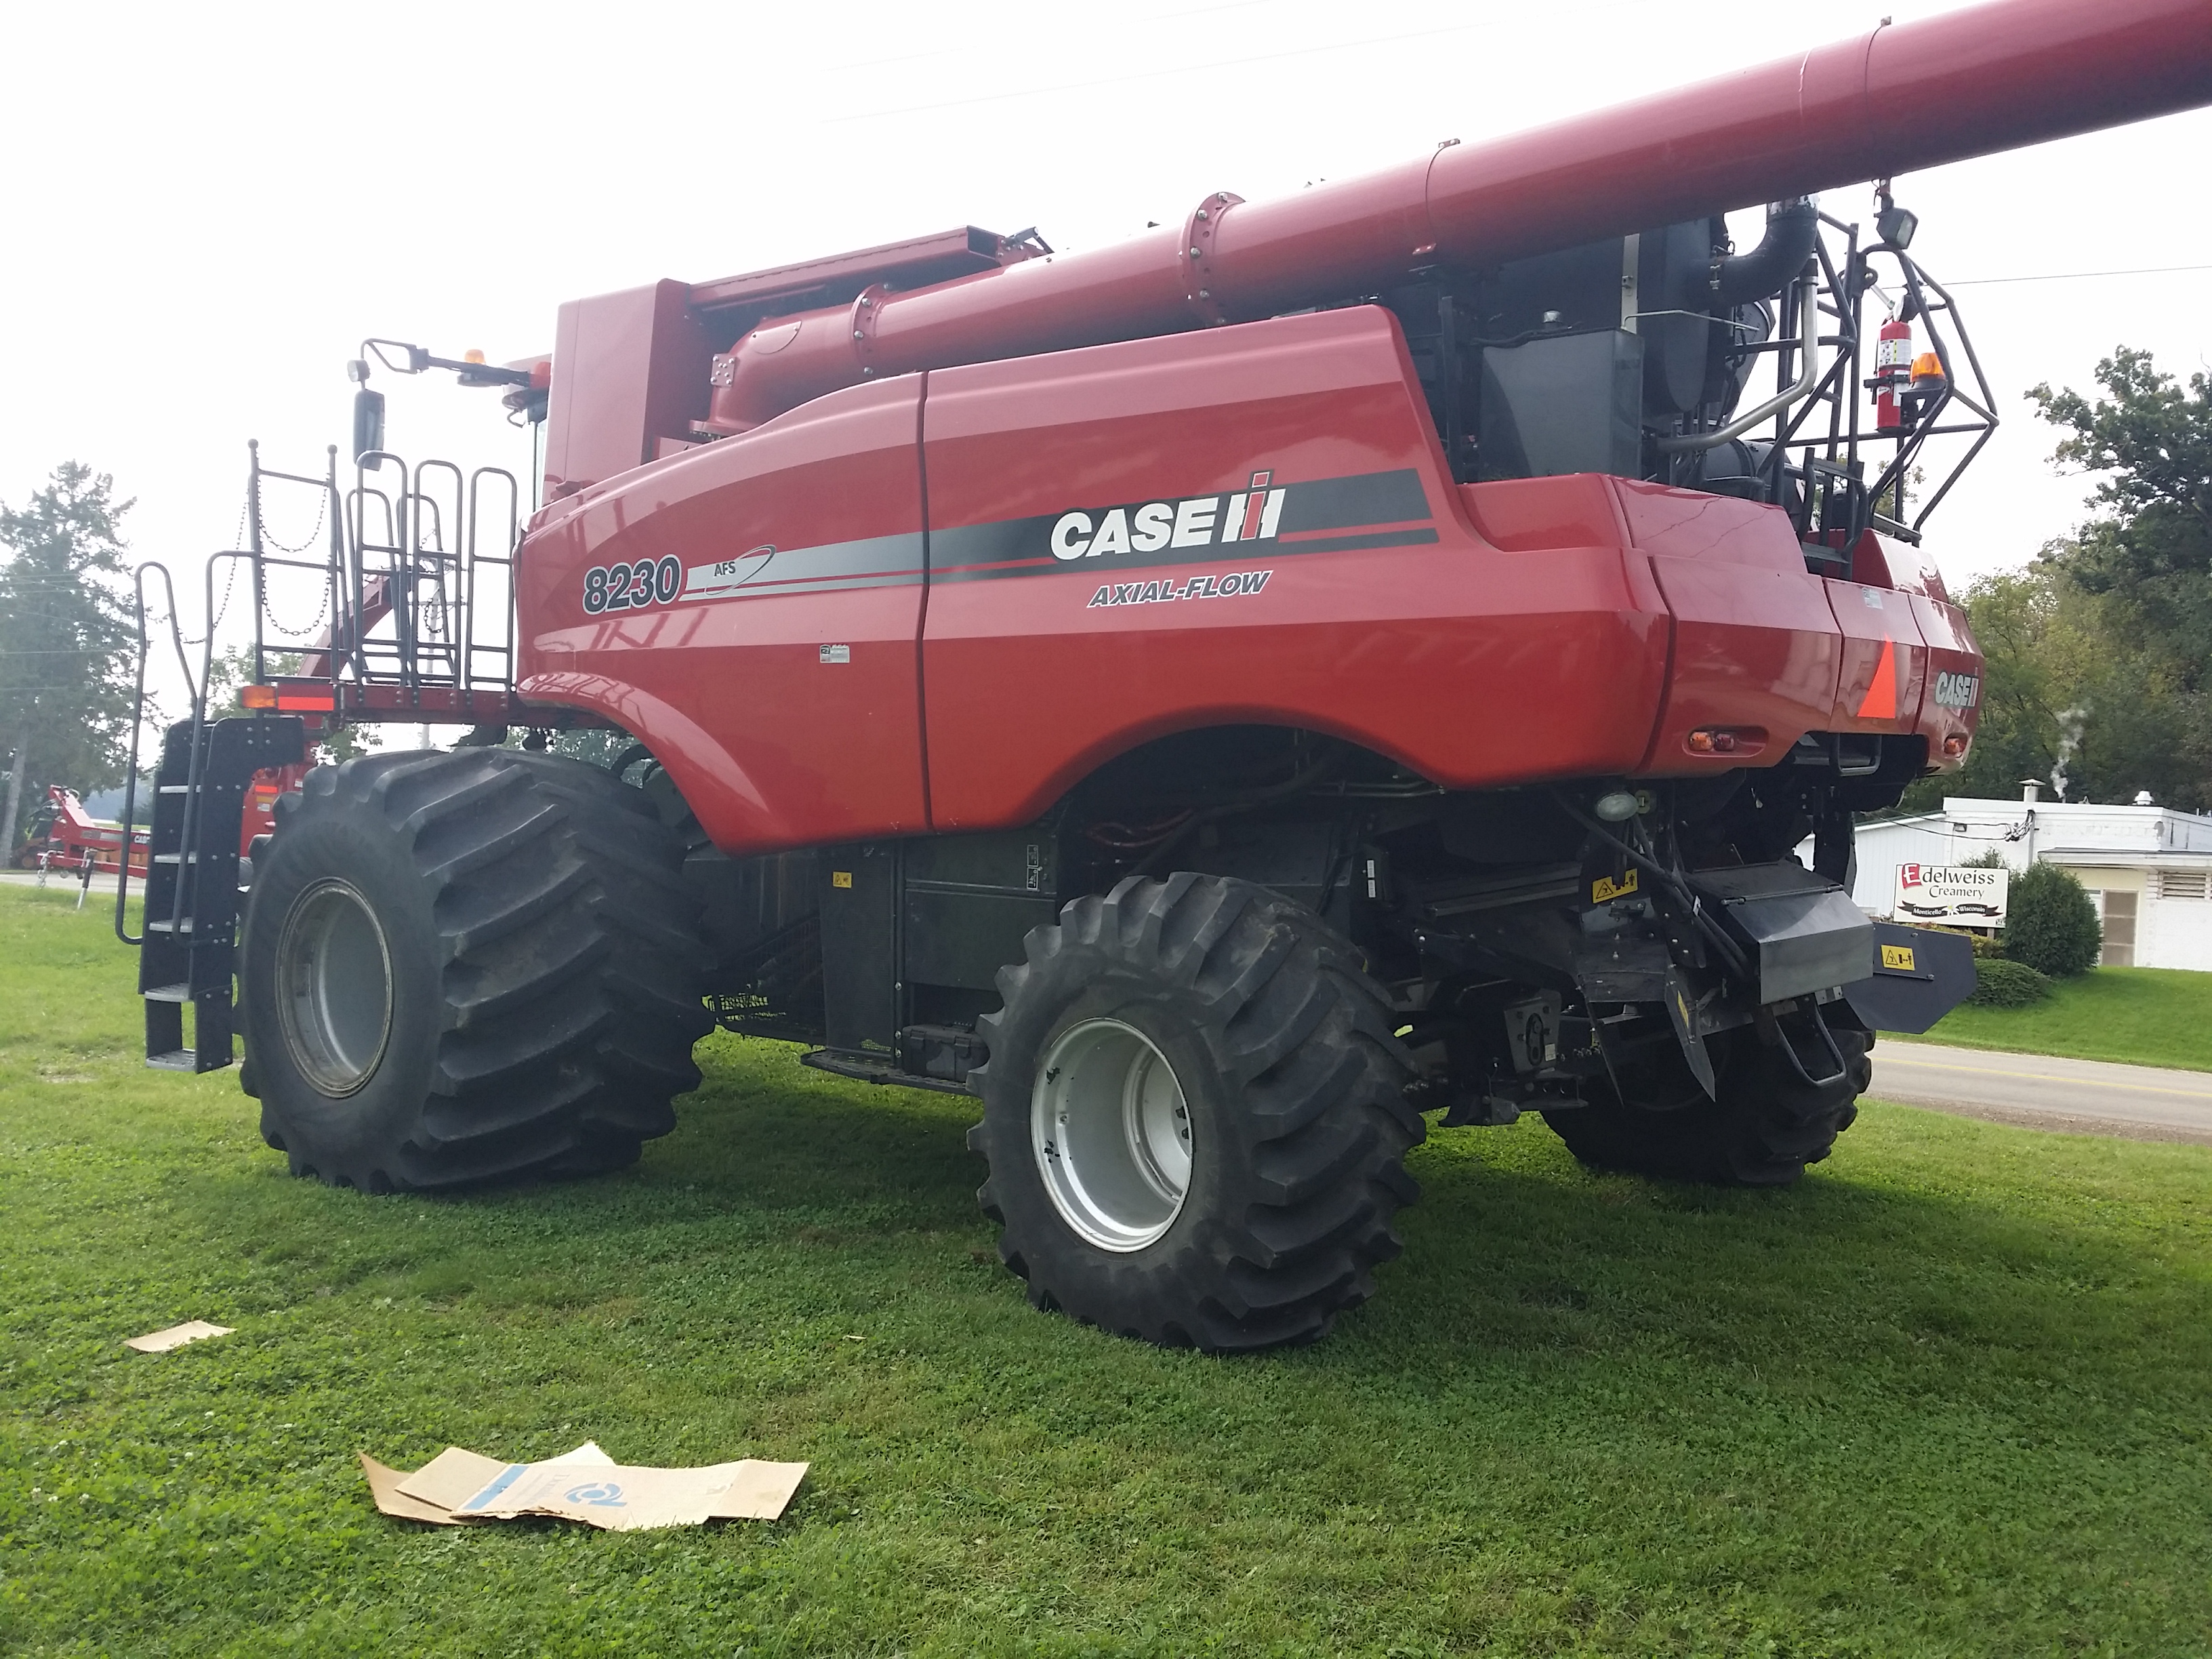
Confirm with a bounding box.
[583,555,682,615]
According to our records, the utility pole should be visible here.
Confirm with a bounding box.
[2,727,26,859]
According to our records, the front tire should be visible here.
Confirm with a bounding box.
[968,874,1422,1352]
[240,748,712,1191]
[1542,1015,1870,1185]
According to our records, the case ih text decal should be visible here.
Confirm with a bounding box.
[1052,472,1286,560]
[1932,670,1981,709]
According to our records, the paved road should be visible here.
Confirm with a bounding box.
[1870,1041,2212,1145]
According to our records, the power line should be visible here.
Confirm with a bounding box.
[1946,263,2212,287]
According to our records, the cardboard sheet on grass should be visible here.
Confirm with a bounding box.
[363,1439,806,1531]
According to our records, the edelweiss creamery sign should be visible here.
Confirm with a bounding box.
[1892,862,2009,924]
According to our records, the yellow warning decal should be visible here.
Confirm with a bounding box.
[1881,943,1916,971]
[1591,869,1639,904]
[832,871,854,889]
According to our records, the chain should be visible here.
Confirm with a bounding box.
[263,578,332,641]
[205,554,239,638]
[256,489,329,555]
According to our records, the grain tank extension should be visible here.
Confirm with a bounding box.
[123,0,2212,1349]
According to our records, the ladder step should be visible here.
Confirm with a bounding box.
[146,918,194,934]
[143,983,191,1003]
[159,784,194,794]
[146,1050,199,1072]
[153,853,201,865]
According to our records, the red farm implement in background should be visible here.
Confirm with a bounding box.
[15,787,150,876]
[119,0,2212,1350]
[17,776,304,880]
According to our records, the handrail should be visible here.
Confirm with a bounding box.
[1656,269,1824,455]
[115,562,198,946]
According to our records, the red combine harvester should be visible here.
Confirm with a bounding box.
[121,0,2212,1349]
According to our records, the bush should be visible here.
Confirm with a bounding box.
[2002,863,2104,977]
[1968,957,2052,1008]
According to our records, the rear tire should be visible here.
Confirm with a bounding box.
[240,748,712,1191]
[968,874,1422,1352]
[1542,1016,1869,1186]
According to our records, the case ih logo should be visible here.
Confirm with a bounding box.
[1933,670,1981,709]
[1050,471,1287,561]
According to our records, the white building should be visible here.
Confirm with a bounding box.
[1846,785,2212,970]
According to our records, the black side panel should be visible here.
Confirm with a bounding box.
[1182,818,1354,933]
[1479,330,1644,480]
[903,830,1060,992]
[819,842,899,1054]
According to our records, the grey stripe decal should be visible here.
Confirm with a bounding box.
[670,469,1437,604]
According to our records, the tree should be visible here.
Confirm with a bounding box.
[2031,348,2212,608]
[0,464,138,855]
[2002,863,2102,978]
[1896,350,2212,814]
[2029,350,2212,798]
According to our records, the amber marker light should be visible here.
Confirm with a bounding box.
[1685,726,1766,756]
[240,684,276,709]
[464,348,487,364]
[1944,734,1969,758]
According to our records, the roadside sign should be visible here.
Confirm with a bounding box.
[1892,862,2009,924]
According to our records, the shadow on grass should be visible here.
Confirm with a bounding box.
[189,1029,2204,1412]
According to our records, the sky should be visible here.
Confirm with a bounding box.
[3,0,2209,717]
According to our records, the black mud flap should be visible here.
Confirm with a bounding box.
[1839,921,1976,1035]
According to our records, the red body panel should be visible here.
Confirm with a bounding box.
[918,310,1667,828]
[520,379,930,851]
[512,308,1982,856]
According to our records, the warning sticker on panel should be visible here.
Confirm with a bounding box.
[1086,570,1273,609]
[1591,869,1639,904]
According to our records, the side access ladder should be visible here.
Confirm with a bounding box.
[127,716,306,1071]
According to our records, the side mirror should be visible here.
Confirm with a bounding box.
[352,388,387,468]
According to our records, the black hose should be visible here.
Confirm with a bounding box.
[1711,199,1820,306]
[1551,794,1754,983]
[1129,756,1343,878]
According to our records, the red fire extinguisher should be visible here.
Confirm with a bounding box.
[1874,316,1913,435]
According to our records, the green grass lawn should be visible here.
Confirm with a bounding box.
[5,882,2212,1657]
[1899,964,2212,1072]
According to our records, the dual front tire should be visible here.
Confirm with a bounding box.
[241,749,711,1191]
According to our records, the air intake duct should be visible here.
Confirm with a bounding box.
[1711,198,1822,306]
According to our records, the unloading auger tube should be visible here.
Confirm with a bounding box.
[702,0,2212,431]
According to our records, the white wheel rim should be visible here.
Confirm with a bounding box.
[1031,1017,1193,1252]
[274,878,394,1097]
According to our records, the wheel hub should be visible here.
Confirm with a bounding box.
[274,878,394,1097]
[1031,1017,1193,1252]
